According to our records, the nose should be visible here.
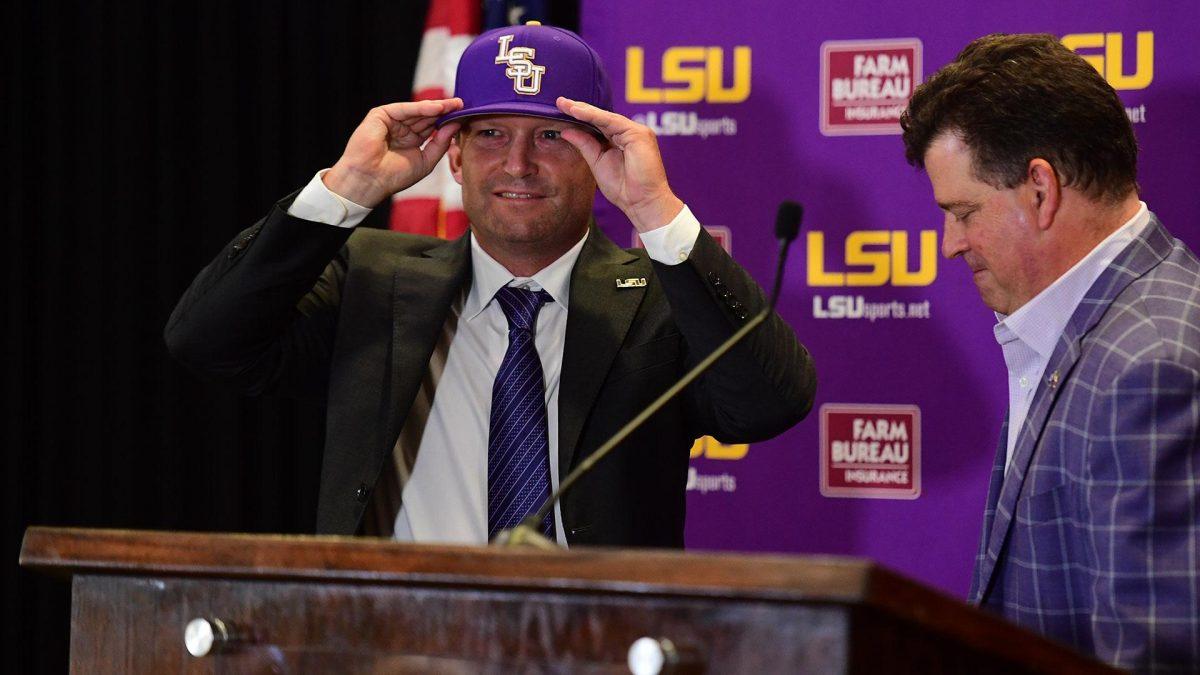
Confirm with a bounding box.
[503,136,537,178]
[941,217,967,259]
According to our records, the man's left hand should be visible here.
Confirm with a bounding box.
[556,96,685,233]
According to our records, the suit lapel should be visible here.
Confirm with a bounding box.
[558,227,648,478]
[381,234,472,457]
[969,415,1009,604]
[974,215,1174,601]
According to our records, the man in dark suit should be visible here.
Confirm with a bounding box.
[902,34,1200,670]
[166,23,815,548]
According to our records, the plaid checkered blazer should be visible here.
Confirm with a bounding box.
[969,215,1200,672]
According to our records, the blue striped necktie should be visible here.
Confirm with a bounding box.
[488,286,555,540]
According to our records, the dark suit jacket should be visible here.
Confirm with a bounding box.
[166,195,816,547]
[969,216,1200,670]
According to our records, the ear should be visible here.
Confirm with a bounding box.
[447,135,464,186]
[1026,158,1061,231]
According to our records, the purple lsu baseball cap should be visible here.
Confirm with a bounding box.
[436,22,613,131]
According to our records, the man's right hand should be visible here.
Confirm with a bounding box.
[324,98,464,208]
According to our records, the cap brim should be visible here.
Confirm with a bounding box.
[436,102,601,134]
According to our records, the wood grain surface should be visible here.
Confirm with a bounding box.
[22,527,1115,673]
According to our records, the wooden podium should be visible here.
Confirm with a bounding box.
[20,527,1112,673]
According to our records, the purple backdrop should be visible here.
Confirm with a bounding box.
[580,2,1200,598]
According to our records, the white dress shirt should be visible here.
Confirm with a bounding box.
[993,202,1151,469]
[287,170,702,544]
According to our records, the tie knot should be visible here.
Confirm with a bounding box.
[494,286,553,332]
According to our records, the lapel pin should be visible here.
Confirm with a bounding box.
[616,278,647,288]
[1046,370,1060,390]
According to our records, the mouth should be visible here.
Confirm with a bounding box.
[963,257,986,275]
[493,190,547,201]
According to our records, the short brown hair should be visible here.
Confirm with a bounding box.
[900,33,1138,203]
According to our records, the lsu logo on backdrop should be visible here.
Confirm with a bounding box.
[626,45,751,103]
[1062,31,1153,90]
[496,34,546,94]
[820,404,920,499]
[687,436,747,495]
[820,38,922,136]
[806,230,937,286]
[690,436,749,460]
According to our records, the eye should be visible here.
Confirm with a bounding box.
[539,129,563,141]
[469,127,507,147]
[953,208,977,223]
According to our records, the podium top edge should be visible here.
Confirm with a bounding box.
[20,525,886,602]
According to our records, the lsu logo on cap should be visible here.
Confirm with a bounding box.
[496,35,545,95]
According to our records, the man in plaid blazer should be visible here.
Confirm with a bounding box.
[902,34,1200,671]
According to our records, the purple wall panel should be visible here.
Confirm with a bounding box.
[581,1,1200,598]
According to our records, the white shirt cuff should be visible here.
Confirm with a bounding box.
[639,204,701,265]
[287,169,372,228]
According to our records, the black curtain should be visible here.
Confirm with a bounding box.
[8,1,583,670]
[7,2,435,672]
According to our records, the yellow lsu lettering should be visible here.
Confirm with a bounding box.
[626,46,751,104]
[1061,31,1153,90]
[807,231,938,287]
[690,436,749,460]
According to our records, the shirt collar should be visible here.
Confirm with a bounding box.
[993,201,1151,358]
[463,230,589,321]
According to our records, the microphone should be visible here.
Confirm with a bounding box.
[770,200,802,310]
[775,200,803,242]
[492,201,805,549]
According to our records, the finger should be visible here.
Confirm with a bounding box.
[556,97,636,137]
[385,121,420,149]
[420,121,461,164]
[385,115,442,149]
[559,126,605,169]
[353,114,392,144]
[380,98,462,119]
[404,116,440,135]
[378,97,463,123]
